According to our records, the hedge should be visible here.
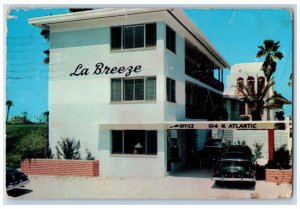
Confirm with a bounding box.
[6,125,49,168]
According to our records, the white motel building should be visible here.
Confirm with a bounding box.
[29,8,289,177]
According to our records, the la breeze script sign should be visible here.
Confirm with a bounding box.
[70,62,142,77]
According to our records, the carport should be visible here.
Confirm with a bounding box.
[99,120,291,177]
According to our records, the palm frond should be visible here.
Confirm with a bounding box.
[266,94,291,104]
[257,46,265,50]
[274,52,284,60]
[264,102,283,109]
[273,41,280,51]
[258,78,275,100]
[256,50,265,58]
[264,40,275,51]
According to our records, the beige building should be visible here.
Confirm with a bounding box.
[223,62,275,121]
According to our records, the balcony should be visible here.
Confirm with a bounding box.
[185,60,224,92]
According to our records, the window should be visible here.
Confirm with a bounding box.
[258,77,265,90]
[236,77,244,95]
[247,76,255,94]
[111,27,122,50]
[111,130,157,155]
[146,23,156,47]
[166,25,176,53]
[167,78,176,102]
[124,78,144,101]
[111,23,156,50]
[111,77,156,102]
[145,77,156,100]
[111,79,122,102]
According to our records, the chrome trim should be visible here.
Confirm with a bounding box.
[212,177,255,182]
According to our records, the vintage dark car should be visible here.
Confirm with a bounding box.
[221,151,248,161]
[222,145,255,162]
[199,138,229,167]
[6,168,30,191]
[211,159,256,182]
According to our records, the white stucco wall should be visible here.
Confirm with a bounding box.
[163,21,186,121]
[232,130,291,163]
[49,19,170,177]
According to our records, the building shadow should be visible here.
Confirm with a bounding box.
[211,181,256,191]
[6,188,33,197]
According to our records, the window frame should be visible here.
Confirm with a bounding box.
[247,76,255,94]
[236,77,244,95]
[111,23,156,51]
[111,76,157,103]
[166,77,176,103]
[111,130,158,155]
[166,25,176,54]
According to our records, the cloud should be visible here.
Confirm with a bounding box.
[7,14,18,19]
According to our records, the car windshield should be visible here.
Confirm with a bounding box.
[218,160,250,168]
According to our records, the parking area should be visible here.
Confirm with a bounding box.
[5,169,292,200]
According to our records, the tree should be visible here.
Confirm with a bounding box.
[8,116,26,125]
[275,110,286,130]
[43,111,49,124]
[238,76,286,121]
[6,100,13,123]
[256,40,284,81]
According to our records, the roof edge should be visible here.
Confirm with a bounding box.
[28,8,168,28]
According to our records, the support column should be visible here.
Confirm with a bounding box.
[268,129,275,161]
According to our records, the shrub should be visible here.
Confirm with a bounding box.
[18,131,48,160]
[6,154,21,169]
[85,149,95,160]
[237,140,247,146]
[253,142,263,159]
[55,137,81,160]
[266,144,291,169]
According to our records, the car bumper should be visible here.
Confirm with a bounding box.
[212,177,255,182]
[6,180,30,191]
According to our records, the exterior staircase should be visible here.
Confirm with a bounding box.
[222,130,234,143]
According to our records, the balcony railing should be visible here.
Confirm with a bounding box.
[185,60,224,92]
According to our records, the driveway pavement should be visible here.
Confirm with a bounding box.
[5,168,292,200]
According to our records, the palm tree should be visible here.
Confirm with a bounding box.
[43,111,49,124]
[256,40,284,81]
[238,77,289,121]
[6,100,13,123]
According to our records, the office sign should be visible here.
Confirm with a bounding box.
[99,121,284,130]
[167,122,276,130]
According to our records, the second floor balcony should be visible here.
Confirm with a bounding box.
[185,59,224,92]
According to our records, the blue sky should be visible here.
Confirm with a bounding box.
[6,8,293,120]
